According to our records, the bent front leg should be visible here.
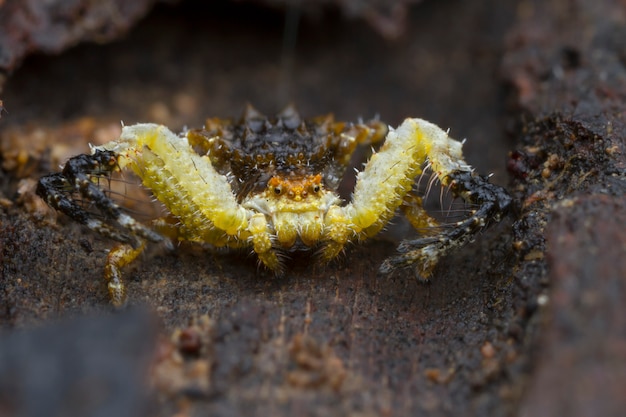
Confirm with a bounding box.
[380,171,512,277]
[347,117,476,234]
[97,124,249,238]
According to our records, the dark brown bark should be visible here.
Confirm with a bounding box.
[1,0,624,416]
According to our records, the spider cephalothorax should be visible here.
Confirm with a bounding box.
[37,105,511,306]
[187,105,385,199]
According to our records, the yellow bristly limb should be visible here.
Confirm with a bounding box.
[131,148,234,245]
[249,213,280,271]
[105,242,146,307]
[401,193,441,232]
[345,119,431,232]
[340,118,470,245]
[320,205,352,262]
[297,211,324,247]
[99,124,249,238]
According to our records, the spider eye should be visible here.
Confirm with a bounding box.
[312,185,320,193]
[274,186,282,195]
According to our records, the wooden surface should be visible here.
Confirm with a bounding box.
[1,0,625,416]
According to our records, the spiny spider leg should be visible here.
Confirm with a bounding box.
[379,171,512,277]
[36,150,164,246]
[400,191,442,232]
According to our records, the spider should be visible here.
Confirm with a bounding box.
[37,105,511,306]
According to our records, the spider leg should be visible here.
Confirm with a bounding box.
[400,191,441,232]
[320,118,435,261]
[105,241,147,307]
[98,124,249,240]
[249,213,282,273]
[319,117,511,276]
[379,171,512,277]
[37,173,129,243]
[37,151,164,246]
[99,124,286,271]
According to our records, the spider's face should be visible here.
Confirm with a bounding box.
[242,172,341,248]
[251,173,341,213]
[267,173,323,206]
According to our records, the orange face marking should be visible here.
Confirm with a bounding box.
[268,174,323,202]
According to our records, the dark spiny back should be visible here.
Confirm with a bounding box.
[187,105,349,201]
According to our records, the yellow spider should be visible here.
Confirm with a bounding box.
[37,105,511,306]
